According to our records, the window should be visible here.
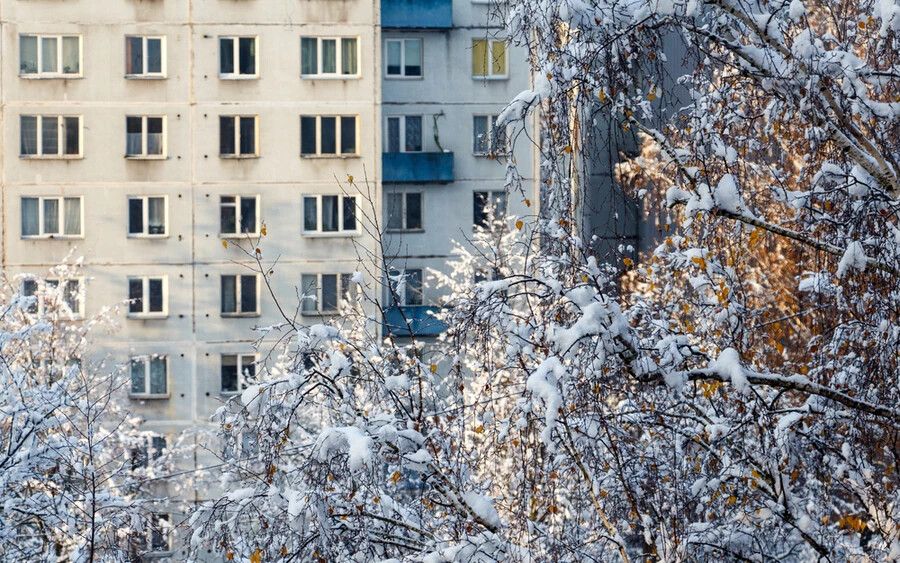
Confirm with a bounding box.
[473,191,507,228]
[302,195,358,235]
[385,39,422,77]
[221,354,258,394]
[220,196,259,236]
[131,513,171,556]
[220,116,258,157]
[128,277,167,318]
[126,116,165,157]
[473,115,507,155]
[219,36,257,78]
[20,115,81,157]
[301,273,357,314]
[221,275,259,316]
[128,196,167,236]
[131,436,167,469]
[22,278,83,317]
[129,355,168,397]
[21,196,83,238]
[301,37,359,77]
[386,192,423,231]
[385,115,423,153]
[19,34,81,77]
[300,115,358,156]
[472,39,507,78]
[388,269,424,306]
[125,36,165,77]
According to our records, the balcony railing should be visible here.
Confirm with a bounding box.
[383,152,454,183]
[381,0,452,29]
[382,305,446,337]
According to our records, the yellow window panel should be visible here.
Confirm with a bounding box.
[472,39,488,76]
[491,41,506,75]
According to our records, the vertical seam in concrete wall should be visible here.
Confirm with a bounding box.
[1,20,6,268]
[189,0,199,428]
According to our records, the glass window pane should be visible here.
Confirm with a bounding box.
[320,117,336,154]
[148,279,164,312]
[20,36,38,74]
[127,116,142,155]
[406,270,423,305]
[321,196,338,232]
[62,37,79,74]
[472,39,487,76]
[386,193,403,230]
[300,117,317,155]
[148,197,166,234]
[386,41,401,75]
[131,359,145,394]
[321,274,338,311]
[340,116,356,154]
[386,117,400,153]
[129,279,143,313]
[219,38,234,74]
[221,355,238,393]
[239,37,256,75]
[342,196,356,231]
[405,40,422,76]
[492,41,506,75]
[43,198,60,234]
[21,116,38,155]
[240,197,256,233]
[63,197,81,236]
[239,117,255,155]
[242,358,256,380]
[147,38,162,73]
[240,275,257,313]
[301,37,317,75]
[221,276,236,313]
[149,358,167,394]
[321,39,336,73]
[406,193,422,230]
[41,37,58,73]
[129,199,144,234]
[405,116,422,152]
[147,117,163,155]
[42,116,59,155]
[301,274,317,313]
[303,197,318,231]
[220,116,235,155]
[64,117,80,155]
[127,37,143,74]
[341,38,357,75]
[220,198,236,234]
[473,116,488,153]
[65,280,80,314]
[22,198,39,236]
[474,191,487,228]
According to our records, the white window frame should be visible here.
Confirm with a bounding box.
[21,196,84,239]
[219,195,260,237]
[127,276,168,319]
[387,268,424,307]
[221,274,261,317]
[384,115,424,153]
[473,190,508,229]
[124,35,167,78]
[219,115,259,158]
[22,277,84,319]
[127,196,168,237]
[220,353,259,395]
[19,34,83,78]
[125,115,166,158]
[471,38,508,79]
[384,38,423,79]
[300,36,360,78]
[301,194,359,237]
[473,114,508,155]
[218,36,258,79]
[386,191,424,232]
[300,115,359,157]
[301,273,356,315]
[20,115,83,158]
[129,355,169,399]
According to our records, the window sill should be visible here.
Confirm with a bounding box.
[219,232,261,239]
[125,155,167,160]
[384,75,424,80]
[219,75,259,80]
[300,154,361,159]
[383,150,425,155]
[22,235,84,240]
[20,155,84,160]
[124,74,167,80]
[220,154,260,159]
[129,393,170,400]
[128,313,169,320]
[386,228,425,234]
[19,74,84,80]
[301,310,339,316]
[127,234,169,239]
[301,75,362,80]
[221,312,261,318]
[301,231,359,238]
[472,75,509,80]
[473,152,511,158]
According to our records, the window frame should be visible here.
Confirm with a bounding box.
[300,36,360,78]
[220,353,259,395]
[22,277,84,319]
[129,355,170,399]
[301,194,359,237]
[220,274,261,317]
[19,34,83,78]
[387,268,424,307]
[127,276,168,319]
[384,38,423,79]
[21,196,84,239]
[472,114,508,156]
[473,190,508,229]
[219,115,259,158]
[299,115,359,157]
[124,35,167,79]
[218,36,259,79]
[300,273,356,315]
[125,115,167,159]
[471,38,508,79]
[385,191,424,232]
[19,115,82,158]
[384,115,424,154]
[127,195,168,238]
[219,195,261,238]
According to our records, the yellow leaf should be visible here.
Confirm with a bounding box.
[390,471,401,484]
[347,175,354,182]
[474,425,484,434]
[622,257,633,268]
[515,220,524,230]
[691,256,706,269]
[222,240,228,248]
[525,199,531,207]
[648,93,655,101]
[581,275,588,283]
[430,364,437,374]
[282,546,287,557]
[260,224,267,236]
[250,548,262,563]
[564,145,572,153]
[226,554,234,561]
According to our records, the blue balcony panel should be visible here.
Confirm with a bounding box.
[383,152,454,183]
[382,0,452,29]
[383,306,446,337]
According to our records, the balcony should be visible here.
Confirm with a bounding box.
[381,0,452,29]
[383,306,446,337]
[383,152,454,183]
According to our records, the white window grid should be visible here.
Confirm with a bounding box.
[124,35,166,78]
[220,353,259,394]
[301,194,359,236]
[300,115,359,157]
[384,38,423,78]
[127,276,168,318]
[385,115,424,153]
[22,277,84,319]
[219,115,259,157]
[19,34,82,78]
[386,192,424,232]
[126,116,166,158]
[21,196,84,238]
[387,268,424,307]
[219,195,260,237]
[129,355,169,398]
[20,115,82,158]
[127,195,168,237]
[473,114,508,155]
[300,36,360,77]
[301,273,356,315]
[221,274,261,316]
[472,38,508,79]
[218,36,258,79]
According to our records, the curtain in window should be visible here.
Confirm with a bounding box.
[303,197,318,231]
[147,117,164,155]
[341,38,357,75]
[41,37,58,73]
[386,118,400,153]
[301,274,317,313]
[62,37,79,74]
[471,40,488,76]
[43,198,60,234]
[386,194,404,230]
[42,117,59,155]
[221,276,237,313]
[20,116,38,155]
[20,36,38,73]
[491,41,506,75]
[131,359,145,394]
[127,117,143,155]
[405,116,422,152]
[322,39,336,74]
[127,37,142,74]
[147,38,162,74]
[220,197,236,233]
[64,197,81,236]
[148,197,165,234]
[386,41,401,75]
[21,198,39,236]
[405,40,422,76]
[64,280,80,313]
[149,358,167,394]
[301,38,317,75]
[321,196,338,232]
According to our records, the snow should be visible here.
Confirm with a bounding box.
[709,348,749,393]
[714,174,743,213]
[836,241,867,278]
[462,491,502,529]
[315,426,373,471]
